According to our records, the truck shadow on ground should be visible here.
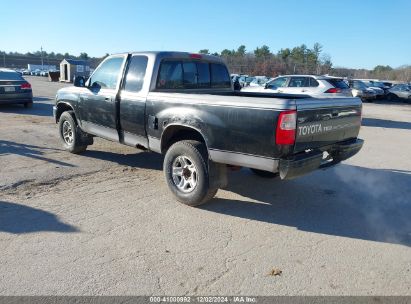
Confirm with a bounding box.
[82,150,164,170]
[362,117,411,130]
[0,140,74,168]
[203,164,411,247]
[0,98,53,117]
[0,201,78,234]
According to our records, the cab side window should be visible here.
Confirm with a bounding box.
[123,56,148,92]
[89,57,124,89]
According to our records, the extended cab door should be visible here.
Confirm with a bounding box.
[118,55,149,148]
[79,55,127,141]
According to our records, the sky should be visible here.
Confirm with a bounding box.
[1,0,410,69]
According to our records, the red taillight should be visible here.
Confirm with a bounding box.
[20,82,31,90]
[189,53,202,59]
[276,110,297,145]
[325,88,341,93]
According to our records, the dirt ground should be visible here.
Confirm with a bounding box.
[0,76,410,295]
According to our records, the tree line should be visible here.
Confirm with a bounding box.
[2,47,410,82]
[0,50,97,60]
[0,50,106,69]
[199,44,410,82]
[199,43,333,77]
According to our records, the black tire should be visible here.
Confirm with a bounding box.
[58,111,88,154]
[164,140,217,206]
[250,168,279,178]
[24,102,33,108]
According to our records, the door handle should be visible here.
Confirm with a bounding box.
[277,90,283,93]
[105,97,111,101]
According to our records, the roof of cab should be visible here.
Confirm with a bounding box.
[109,51,225,63]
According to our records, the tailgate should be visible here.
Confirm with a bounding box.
[294,98,362,153]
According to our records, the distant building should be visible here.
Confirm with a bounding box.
[59,59,90,82]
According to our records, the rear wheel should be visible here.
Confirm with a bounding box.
[58,111,89,154]
[250,168,279,178]
[164,140,217,206]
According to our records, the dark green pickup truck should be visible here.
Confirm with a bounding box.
[53,51,363,206]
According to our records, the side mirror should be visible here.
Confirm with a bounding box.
[73,76,85,87]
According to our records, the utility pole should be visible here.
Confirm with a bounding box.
[41,46,44,70]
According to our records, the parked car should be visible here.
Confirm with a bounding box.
[242,75,353,98]
[358,80,385,98]
[387,84,411,101]
[53,51,363,206]
[0,68,33,108]
[40,70,49,77]
[368,80,390,94]
[248,76,271,87]
[30,69,41,76]
[239,76,255,87]
[348,80,376,102]
[237,75,250,87]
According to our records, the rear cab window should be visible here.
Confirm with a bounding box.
[156,59,230,90]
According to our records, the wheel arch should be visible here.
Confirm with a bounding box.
[55,101,75,122]
[160,124,209,155]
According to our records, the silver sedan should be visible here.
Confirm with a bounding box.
[388,84,411,101]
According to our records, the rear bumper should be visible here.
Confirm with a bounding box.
[0,92,33,105]
[279,138,364,180]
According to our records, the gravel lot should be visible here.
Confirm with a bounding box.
[0,76,410,295]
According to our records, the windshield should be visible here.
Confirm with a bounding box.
[353,81,367,90]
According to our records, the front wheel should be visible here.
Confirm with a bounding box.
[164,140,217,206]
[58,111,88,154]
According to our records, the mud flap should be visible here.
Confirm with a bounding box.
[209,161,228,189]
